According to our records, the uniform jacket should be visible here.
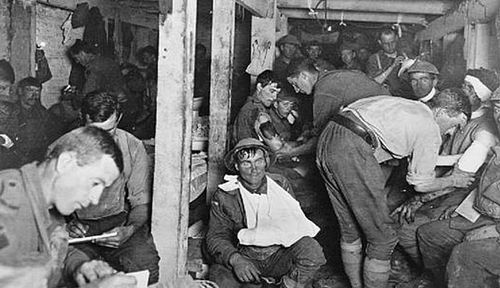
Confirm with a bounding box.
[206,173,293,267]
[0,163,68,287]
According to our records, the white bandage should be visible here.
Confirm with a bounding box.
[0,134,13,149]
[465,75,493,101]
[458,140,490,173]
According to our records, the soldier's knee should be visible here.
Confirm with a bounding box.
[294,237,327,266]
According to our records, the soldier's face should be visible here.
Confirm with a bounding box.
[410,72,436,99]
[0,79,12,101]
[52,153,119,215]
[236,149,268,188]
[493,101,500,131]
[19,85,41,109]
[379,34,397,54]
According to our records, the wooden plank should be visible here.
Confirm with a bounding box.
[10,2,36,78]
[278,0,452,15]
[281,9,427,25]
[207,0,235,203]
[416,0,500,40]
[236,0,272,18]
[152,0,196,283]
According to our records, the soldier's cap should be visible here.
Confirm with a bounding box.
[407,60,439,75]
[278,34,301,46]
[339,41,359,52]
[224,138,275,172]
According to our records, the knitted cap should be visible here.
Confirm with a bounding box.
[278,34,301,46]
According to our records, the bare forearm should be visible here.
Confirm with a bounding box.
[419,187,455,203]
[289,136,318,156]
[414,176,455,193]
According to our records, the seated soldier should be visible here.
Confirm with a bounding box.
[48,85,83,135]
[232,70,281,146]
[0,126,136,288]
[256,87,300,147]
[274,35,301,80]
[207,138,326,288]
[392,70,500,271]
[0,59,20,169]
[304,41,335,73]
[255,88,318,177]
[64,92,160,285]
[417,87,500,287]
[407,60,440,103]
[15,77,61,165]
[339,42,363,71]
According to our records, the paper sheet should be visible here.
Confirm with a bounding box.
[126,270,149,288]
[455,189,481,223]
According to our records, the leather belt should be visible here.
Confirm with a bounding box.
[331,113,375,148]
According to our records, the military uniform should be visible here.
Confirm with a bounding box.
[0,163,68,287]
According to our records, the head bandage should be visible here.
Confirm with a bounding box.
[465,75,492,101]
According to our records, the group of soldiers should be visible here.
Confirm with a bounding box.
[216,29,500,288]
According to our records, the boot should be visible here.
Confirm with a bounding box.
[364,257,391,288]
[340,239,363,288]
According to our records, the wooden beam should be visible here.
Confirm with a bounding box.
[152,0,196,283]
[416,0,500,40]
[278,0,453,15]
[10,2,36,78]
[36,0,159,30]
[281,9,428,25]
[236,0,273,18]
[207,0,235,202]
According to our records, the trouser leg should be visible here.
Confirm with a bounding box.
[447,239,500,288]
[105,225,160,284]
[264,237,326,288]
[209,264,247,288]
[398,190,469,268]
[317,123,398,288]
[417,219,464,286]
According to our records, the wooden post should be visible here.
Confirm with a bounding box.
[207,0,236,202]
[10,2,36,78]
[152,0,196,283]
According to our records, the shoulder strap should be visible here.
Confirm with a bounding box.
[376,53,382,70]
